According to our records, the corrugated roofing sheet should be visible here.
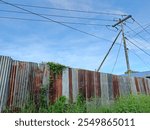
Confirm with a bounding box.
[0,55,150,112]
[0,56,12,112]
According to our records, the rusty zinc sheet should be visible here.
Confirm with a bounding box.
[0,56,12,112]
[7,60,38,109]
[55,68,150,104]
[0,55,150,112]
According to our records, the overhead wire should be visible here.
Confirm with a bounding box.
[0,16,112,26]
[128,48,150,69]
[1,0,149,72]
[0,2,127,16]
[132,18,150,36]
[125,24,149,42]
[125,37,150,57]
[111,38,122,73]
[0,9,115,22]
[0,0,112,42]
[132,24,150,37]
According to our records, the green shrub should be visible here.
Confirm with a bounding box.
[48,96,67,113]
[88,94,150,113]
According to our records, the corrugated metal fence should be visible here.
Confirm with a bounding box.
[0,55,150,112]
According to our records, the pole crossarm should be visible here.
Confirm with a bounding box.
[112,15,132,27]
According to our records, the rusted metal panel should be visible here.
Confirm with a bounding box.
[84,70,94,100]
[7,60,38,110]
[72,68,78,102]
[62,68,69,99]
[142,78,148,94]
[138,78,144,94]
[112,75,120,99]
[89,71,95,99]
[119,76,130,96]
[93,71,101,98]
[146,79,150,94]
[85,70,91,100]
[130,77,137,95]
[135,77,140,93]
[78,69,85,97]
[69,68,73,102]
[107,74,113,100]
[1,55,150,112]
[0,56,12,112]
[100,73,109,105]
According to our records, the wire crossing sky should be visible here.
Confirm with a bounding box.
[0,0,150,74]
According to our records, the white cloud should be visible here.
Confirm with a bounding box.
[48,0,91,10]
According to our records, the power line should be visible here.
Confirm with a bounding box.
[0,0,112,42]
[128,48,150,69]
[125,37,150,57]
[0,2,127,16]
[125,33,150,50]
[125,24,149,43]
[126,23,149,34]
[132,18,150,36]
[132,24,150,37]
[0,9,115,22]
[111,39,122,73]
[0,16,112,26]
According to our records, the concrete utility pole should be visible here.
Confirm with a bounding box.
[112,15,132,75]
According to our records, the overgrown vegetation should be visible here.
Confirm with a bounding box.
[47,62,66,75]
[87,94,150,113]
[20,94,86,113]
[3,94,150,113]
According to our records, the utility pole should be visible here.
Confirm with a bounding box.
[112,15,132,75]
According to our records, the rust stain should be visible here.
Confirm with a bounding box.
[112,75,120,99]
[94,72,101,97]
[142,79,147,94]
[7,64,17,107]
[78,69,85,97]
[69,68,73,102]
[135,78,140,93]
[56,74,62,99]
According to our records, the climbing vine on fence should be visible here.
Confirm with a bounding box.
[47,62,66,76]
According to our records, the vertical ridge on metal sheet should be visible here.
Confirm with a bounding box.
[135,77,140,93]
[107,74,113,100]
[83,71,91,101]
[146,79,150,94]
[119,76,130,96]
[39,63,50,104]
[90,71,95,99]
[0,56,12,112]
[72,68,78,102]
[100,73,109,105]
[112,75,120,99]
[62,68,69,99]
[69,68,73,102]
[78,69,86,98]
[138,78,144,94]
[85,70,95,100]
[2,56,12,111]
[93,71,100,98]
[130,77,137,95]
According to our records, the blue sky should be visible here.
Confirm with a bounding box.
[0,0,150,74]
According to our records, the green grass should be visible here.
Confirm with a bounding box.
[3,94,150,113]
[20,94,86,113]
[87,94,150,113]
